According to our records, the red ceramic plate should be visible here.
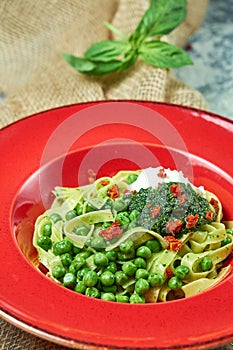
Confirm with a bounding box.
[1,101,233,349]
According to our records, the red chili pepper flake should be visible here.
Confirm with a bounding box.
[206,211,214,221]
[165,268,174,279]
[170,183,182,197]
[99,222,123,240]
[151,206,161,218]
[100,179,110,187]
[157,168,166,178]
[147,203,152,208]
[108,184,119,199]
[186,214,199,229]
[210,198,219,214]
[166,220,183,236]
[165,236,183,252]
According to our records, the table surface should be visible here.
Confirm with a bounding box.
[175,0,233,120]
[1,0,233,349]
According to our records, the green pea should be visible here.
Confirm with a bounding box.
[53,239,73,255]
[74,281,86,294]
[113,199,128,212]
[122,261,137,277]
[119,240,135,254]
[127,173,138,184]
[129,210,140,221]
[148,273,163,287]
[115,271,128,285]
[63,272,76,289]
[50,213,62,223]
[61,253,73,267]
[76,267,91,280]
[221,237,232,246]
[76,250,91,259]
[116,295,129,303]
[175,265,190,280]
[226,229,233,235]
[168,276,182,290]
[135,278,150,295]
[129,293,145,304]
[72,256,86,271]
[104,262,118,274]
[68,264,77,275]
[145,239,161,253]
[134,257,147,269]
[136,246,152,259]
[65,210,77,221]
[85,287,100,298]
[73,225,89,236]
[101,222,111,229]
[52,265,66,279]
[102,285,117,293]
[117,250,135,261]
[116,212,130,227]
[91,236,107,250]
[94,252,109,267]
[75,203,83,216]
[73,246,82,254]
[42,223,52,237]
[101,292,115,302]
[200,256,213,271]
[85,203,95,213]
[105,250,117,261]
[83,270,98,287]
[135,268,149,280]
[100,271,115,286]
[37,236,52,251]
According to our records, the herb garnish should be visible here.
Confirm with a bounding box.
[62,0,193,76]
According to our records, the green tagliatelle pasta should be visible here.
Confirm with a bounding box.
[33,167,233,303]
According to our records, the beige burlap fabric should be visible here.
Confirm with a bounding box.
[0,0,209,129]
[2,1,230,350]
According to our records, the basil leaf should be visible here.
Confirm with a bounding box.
[61,53,96,72]
[119,51,139,72]
[87,60,124,76]
[129,0,158,46]
[84,40,131,62]
[148,0,187,37]
[103,21,128,41]
[139,40,193,68]
[130,0,187,45]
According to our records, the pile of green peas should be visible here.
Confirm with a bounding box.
[49,237,165,303]
[38,227,193,303]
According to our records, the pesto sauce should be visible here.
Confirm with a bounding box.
[129,182,215,236]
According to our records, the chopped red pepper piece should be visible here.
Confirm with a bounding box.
[210,198,219,214]
[170,183,182,197]
[99,222,123,240]
[165,268,174,279]
[166,220,183,236]
[151,206,161,218]
[206,211,214,221]
[100,179,110,186]
[165,236,183,251]
[108,184,119,199]
[186,214,199,229]
[157,168,166,178]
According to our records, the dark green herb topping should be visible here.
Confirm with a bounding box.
[128,182,215,236]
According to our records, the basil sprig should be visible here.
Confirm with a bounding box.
[62,0,192,76]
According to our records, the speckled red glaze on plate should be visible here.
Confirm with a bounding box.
[0,101,233,349]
